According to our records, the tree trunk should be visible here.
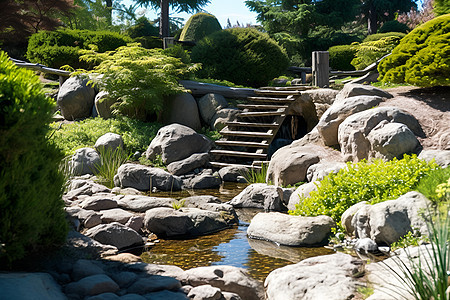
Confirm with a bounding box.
[105,0,113,26]
[367,2,378,35]
[159,0,170,38]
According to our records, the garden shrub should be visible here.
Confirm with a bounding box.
[379,20,410,33]
[134,36,163,49]
[378,14,450,87]
[0,51,67,264]
[50,117,162,156]
[289,155,438,223]
[351,36,402,70]
[76,44,198,121]
[328,45,357,71]
[191,28,289,87]
[363,32,406,42]
[415,166,450,201]
[26,29,131,69]
[179,13,222,42]
[127,17,159,38]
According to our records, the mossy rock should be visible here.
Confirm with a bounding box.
[179,13,222,42]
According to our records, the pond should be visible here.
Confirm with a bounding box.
[140,182,334,282]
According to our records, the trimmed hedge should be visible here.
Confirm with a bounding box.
[0,51,67,264]
[328,45,357,71]
[179,13,222,42]
[379,20,410,33]
[191,28,289,87]
[26,29,131,69]
[378,14,450,87]
[351,36,402,70]
[363,32,406,42]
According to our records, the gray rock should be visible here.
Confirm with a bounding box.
[352,191,431,244]
[68,208,102,229]
[341,201,369,235]
[81,195,118,211]
[143,290,188,299]
[222,292,242,300]
[95,133,124,153]
[247,212,335,246]
[338,107,423,162]
[86,293,120,300]
[354,238,379,257]
[164,93,201,131]
[187,285,223,300]
[125,216,144,232]
[57,76,96,120]
[116,163,182,191]
[111,272,138,289]
[418,149,450,168]
[197,93,228,124]
[211,108,240,131]
[182,207,232,235]
[167,153,210,176]
[65,180,111,198]
[184,266,263,300]
[287,182,319,211]
[186,173,222,190]
[95,91,116,119]
[218,166,249,182]
[306,162,347,182]
[86,222,144,249]
[144,207,194,237]
[335,83,393,102]
[125,263,186,283]
[65,230,118,258]
[117,195,174,212]
[183,196,237,216]
[145,124,212,164]
[127,276,182,294]
[65,274,119,297]
[119,294,147,300]
[367,121,419,160]
[265,253,364,300]
[297,88,339,119]
[72,259,105,281]
[229,183,286,212]
[0,273,66,300]
[99,208,134,224]
[317,95,384,146]
[71,147,101,176]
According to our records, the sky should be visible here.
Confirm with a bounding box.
[122,0,260,28]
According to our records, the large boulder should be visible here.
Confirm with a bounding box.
[184,266,263,300]
[218,166,248,182]
[57,76,96,120]
[185,172,222,189]
[265,253,364,300]
[85,222,144,250]
[335,83,393,102]
[167,153,210,176]
[228,183,286,212]
[0,273,66,300]
[144,207,194,237]
[197,93,228,124]
[287,182,319,211]
[117,195,174,212]
[183,207,233,235]
[94,133,124,153]
[418,149,450,168]
[247,212,335,246]
[64,274,119,298]
[116,163,182,191]
[267,144,342,186]
[351,191,431,244]
[298,88,339,119]
[338,107,423,162]
[367,121,419,160]
[94,91,116,119]
[317,95,384,146]
[211,108,240,131]
[145,124,212,164]
[306,161,347,182]
[71,148,101,176]
[163,93,201,131]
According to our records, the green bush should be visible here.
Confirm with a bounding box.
[26,29,131,69]
[191,28,289,87]
[127,17,159,38]
[134,36,163,49]
[363,32,406,42]
[379,20,410,33]
[351,36,402,70]
[328,45,357,71]
[77,44,199,121]
[179,13,222,42]
[289,155,438,223]
[0,51,67,265]
[415,166,450,201]
[50,117,162,156]
[378,14,450,87]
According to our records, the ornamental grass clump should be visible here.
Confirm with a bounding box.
[289,154,438,223]
[93,147,129,188]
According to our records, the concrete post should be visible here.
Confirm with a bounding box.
[163,37,175,49]
[312,51,330,88]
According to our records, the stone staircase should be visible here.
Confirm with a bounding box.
[210,86,313,169]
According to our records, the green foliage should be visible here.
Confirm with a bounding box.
[378,14,450,87]
[434,0,450,16]
[328,45,357,71]
[191,28,289,87]
[26,29,131,69]
[77,44,199,121]
[193,78,248,88]
[50,117,162,156]
[127,16,159,38]
[94,147,129,188]
[436,177,450,201]
[179,13,222,42]
[241,164,271,184]
[0,51,67,264]
[290,155,438,223]
[379,20,410,33]
[391,231,427,251]
[171,199,186,210]
[139,154,166,169]
[133,36,163,49]
[351,36,402,70]
[363,32,407,42]
[199,127,222,141]
[415,167,450,202]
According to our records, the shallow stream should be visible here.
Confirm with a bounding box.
[140,182,334,282]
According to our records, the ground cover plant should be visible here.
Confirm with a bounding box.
[415,166,450,202]
[351,35,403,70]
[0,51,67,265]
[50,117,161,156]
[289,155,439,223]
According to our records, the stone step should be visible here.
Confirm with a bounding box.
[215,140,270,148]
[210,150,267,159]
